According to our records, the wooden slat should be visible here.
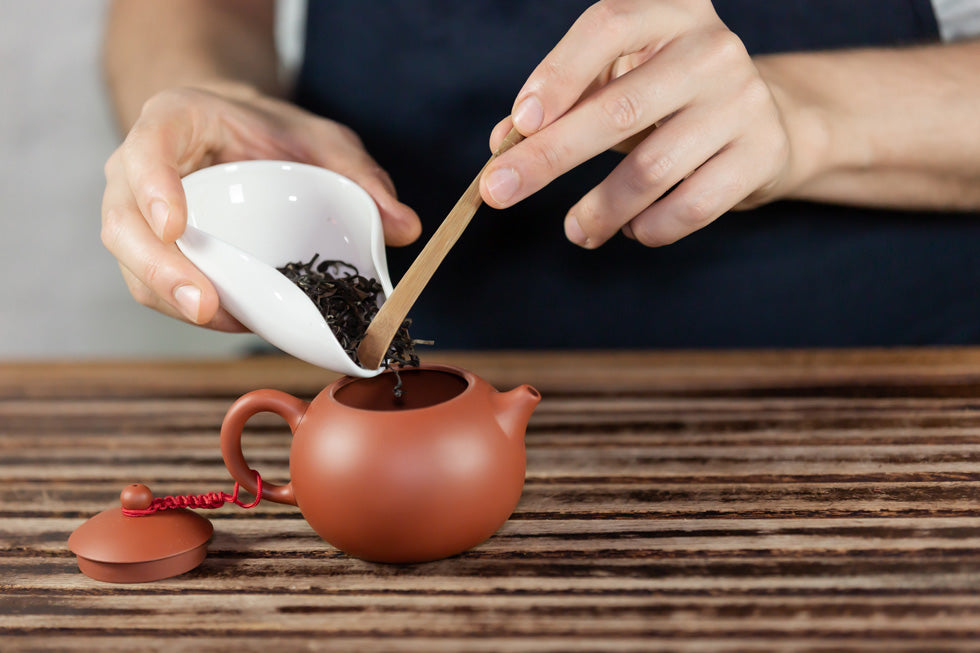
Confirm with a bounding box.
[6,347,980,399]
[3,350,980,651]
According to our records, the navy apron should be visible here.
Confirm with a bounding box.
[293,1,980,348]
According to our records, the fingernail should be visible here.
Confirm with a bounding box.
[513,95,544,133]
[565,215,591,248]
[485,167,520,205]
[150,200,170,237]
[173,284,202,322]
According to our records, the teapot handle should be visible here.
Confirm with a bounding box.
[219,389,309,506]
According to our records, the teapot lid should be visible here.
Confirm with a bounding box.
[68,484,213,583]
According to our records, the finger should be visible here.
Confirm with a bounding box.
[511,0,696,134]
[117,264,247,332]
[483,35,702,209]
[117,95,202,243]
[101,162,222,325]
[353,170,421,247]
[625,143,757,247]
[116,263,188,322]
[305,130,421,247]
[565,103,740,248]
[488,116,515,153]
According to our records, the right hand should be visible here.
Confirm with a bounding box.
[101,83,421,330]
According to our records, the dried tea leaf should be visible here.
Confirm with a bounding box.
[277,254,422,394]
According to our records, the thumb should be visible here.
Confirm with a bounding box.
[355,167,422,247]
[300,119,423,246]
[309,148,421,247]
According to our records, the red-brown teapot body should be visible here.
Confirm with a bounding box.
[220,364,539,563]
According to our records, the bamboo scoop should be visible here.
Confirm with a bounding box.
[357,127,525,370]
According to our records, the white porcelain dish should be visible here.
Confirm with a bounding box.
[177,161,390,377]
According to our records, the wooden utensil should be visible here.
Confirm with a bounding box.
[356,127,525,370]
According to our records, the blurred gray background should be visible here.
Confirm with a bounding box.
[0,0,303,359]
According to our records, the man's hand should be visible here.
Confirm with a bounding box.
[101,83,421,329]
[481,0,798,248]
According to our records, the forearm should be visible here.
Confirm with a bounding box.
[103,0,279,131]
[758,39,980,211]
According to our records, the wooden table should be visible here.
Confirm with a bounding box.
[3,349,980,651]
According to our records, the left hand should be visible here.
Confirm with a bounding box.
[480,0,798,248]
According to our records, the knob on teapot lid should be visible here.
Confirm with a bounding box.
[68,484,213,583]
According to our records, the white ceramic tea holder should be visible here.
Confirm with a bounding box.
[177,161,391,377]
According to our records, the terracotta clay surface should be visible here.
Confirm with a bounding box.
[220,364,540,562]
[68,484,213,583]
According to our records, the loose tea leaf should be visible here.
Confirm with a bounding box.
[277,254,422,395]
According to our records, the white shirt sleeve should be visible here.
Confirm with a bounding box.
[930,0,980,40]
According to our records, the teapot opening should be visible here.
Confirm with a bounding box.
[333,368,468,411]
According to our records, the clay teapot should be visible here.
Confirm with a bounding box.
[220,363,540,563]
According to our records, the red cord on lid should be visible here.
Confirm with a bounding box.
[121,471,263,517]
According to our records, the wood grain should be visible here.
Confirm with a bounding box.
[2,349,980,651]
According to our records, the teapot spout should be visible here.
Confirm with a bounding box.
[492,384,541,439]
